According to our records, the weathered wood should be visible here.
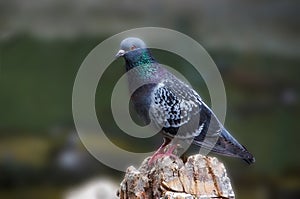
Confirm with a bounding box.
[118,154,235,199]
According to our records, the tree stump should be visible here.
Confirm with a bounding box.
[118,154,235,199]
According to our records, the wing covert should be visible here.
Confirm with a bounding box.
[149,78,202,129]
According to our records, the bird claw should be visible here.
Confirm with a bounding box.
[148,144,178,165]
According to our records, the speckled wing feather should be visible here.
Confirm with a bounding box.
[149,76,207,138]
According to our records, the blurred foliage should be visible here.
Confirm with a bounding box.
[0,35,103,128]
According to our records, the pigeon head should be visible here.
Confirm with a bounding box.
[116,37,147,57]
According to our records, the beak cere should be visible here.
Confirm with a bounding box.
[116,49,125,57]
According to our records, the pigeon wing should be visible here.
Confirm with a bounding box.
[149,77,207,138]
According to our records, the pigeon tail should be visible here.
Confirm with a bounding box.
[217,128,255,164]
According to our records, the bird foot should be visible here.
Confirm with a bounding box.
[148,144,178,165]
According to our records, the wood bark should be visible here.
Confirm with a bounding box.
[118,154,235,199]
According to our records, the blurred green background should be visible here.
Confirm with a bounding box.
[0,0,299,198]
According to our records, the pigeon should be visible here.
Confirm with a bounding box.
[116,37,255,164]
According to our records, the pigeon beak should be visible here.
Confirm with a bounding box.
[115,49,125,58]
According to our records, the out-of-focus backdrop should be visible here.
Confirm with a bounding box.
[0,0,299,198]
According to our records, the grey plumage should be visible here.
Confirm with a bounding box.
[116,37,255,164]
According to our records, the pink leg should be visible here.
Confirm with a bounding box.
[148,138,178,165]
[165,144,177,156]
[148,138,169,165]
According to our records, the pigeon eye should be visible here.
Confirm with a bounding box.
[130,45,137,50]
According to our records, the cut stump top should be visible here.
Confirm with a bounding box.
[118,154,235,199]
